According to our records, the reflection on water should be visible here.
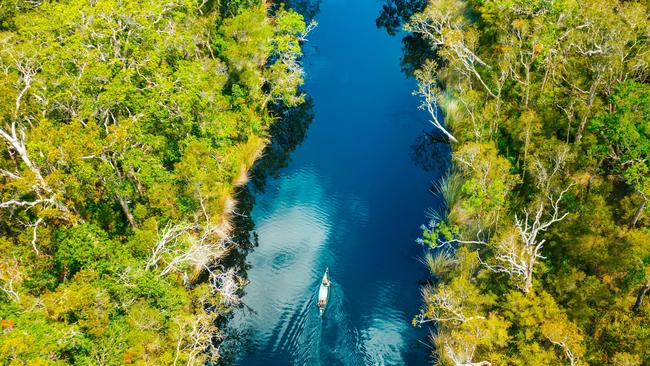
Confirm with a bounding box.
[251,99,315,193]
[218,82,317,366]
[376,0,434,77]
[356,282,416,365]
[233,167,377,365]
[376,0,426,36]
[229,0,446,364]
[238,168,334,364]
[410,130,451,180]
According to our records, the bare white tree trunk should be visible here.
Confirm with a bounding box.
[0,257,22,303]
[414,286,486,326]
[406,8,497,99]
[0,62,74,222]
[414,62,458,143]
[484,187,571,293]
[438,330,493,366]
[117,194,138,229]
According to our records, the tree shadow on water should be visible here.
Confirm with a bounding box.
[217,1,318,359]
[376,0,427,36]
[217,97,315,363]
[377,1,451,184]
[410,128,452,185]
[250,97,315,193]
[376,0,434,78]
[278,0,321,22]
[226,96,315,269]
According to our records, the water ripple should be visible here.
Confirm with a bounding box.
[232,0,434,363]
[234,168,338,364]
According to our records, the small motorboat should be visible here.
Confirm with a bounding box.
[317,268,330,317]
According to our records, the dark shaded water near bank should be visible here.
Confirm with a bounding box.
[231,0,447,364]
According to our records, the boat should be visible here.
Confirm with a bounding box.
[317,268,330,317]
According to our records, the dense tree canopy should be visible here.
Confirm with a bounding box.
[408,0,650,364]
[0,0,310,364]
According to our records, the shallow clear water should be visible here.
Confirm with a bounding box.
[233,0,445,364]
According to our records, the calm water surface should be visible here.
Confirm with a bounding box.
[233,0,443,364]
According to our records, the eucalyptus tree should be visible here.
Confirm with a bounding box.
[409,0,650,363]
[0,0,309,363]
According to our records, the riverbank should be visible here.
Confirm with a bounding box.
[408,0,650,363]
[0,2,310,364]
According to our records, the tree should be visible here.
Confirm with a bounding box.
[589,81,650,228]
[410,0,649,363]
[0,0,309,363]
[414,248,509,366]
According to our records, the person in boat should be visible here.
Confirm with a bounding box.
[318,298,326,308]
[322,277,330,286]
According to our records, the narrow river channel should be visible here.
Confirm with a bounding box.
[232,0,444,364]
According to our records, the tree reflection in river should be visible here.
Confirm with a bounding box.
[376,0,434,77]
[221,2,319,363]
[410,129,451,184]
[229,97,315,262]
[250,99,315,193]
[376,0,426,36]
[219,96,315,364]
[280,0,320,22]
[376,1,450,187]
[229,0,438,362]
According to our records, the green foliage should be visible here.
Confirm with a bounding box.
[0,0,307,364]
[421,251,454,278]
[410,0,650,363]
[434,169,464,214]
[589,81,650,195]
[0,0,17,30]
[54,225,113,280]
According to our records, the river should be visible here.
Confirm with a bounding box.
[232,0,445,364]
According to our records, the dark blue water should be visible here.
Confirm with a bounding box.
[233,0,442,364]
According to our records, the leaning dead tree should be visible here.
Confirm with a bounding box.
[629,190,647,228]
[0,121,73,253]
[0,257,22,303]
[406,2,497,99]
[150,221,244,365]
[172,293,222,366]
[541,315,584,366]
[406,0,505,145]
[0,121,64,206]
[632,281,649,313]
[545,331,580,366]
[414,61,459,143]
[481,146,572,293]
[146,222,199,271]
[416,279,493,366]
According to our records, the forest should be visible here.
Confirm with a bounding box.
[1,0,648,364]
[406,0,650,364]
[0,0,310,364]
